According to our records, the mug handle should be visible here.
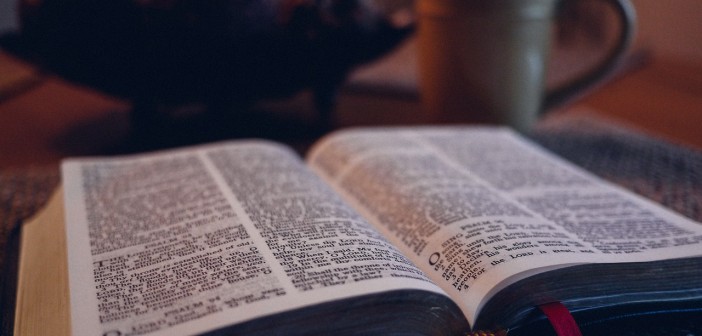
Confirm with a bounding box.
[543,0,636,110]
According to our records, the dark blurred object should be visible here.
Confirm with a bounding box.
[6,0,412,134]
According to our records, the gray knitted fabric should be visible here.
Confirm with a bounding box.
[532,116,702,223]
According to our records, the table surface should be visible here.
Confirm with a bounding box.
[2,42,702,169]
[568,56,702,152]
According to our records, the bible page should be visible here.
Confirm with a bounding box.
[62,140,444,336]
[306,126,702,326]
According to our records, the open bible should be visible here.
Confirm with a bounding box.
[14,127,702,335]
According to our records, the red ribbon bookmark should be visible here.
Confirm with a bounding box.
[538,301,583,336]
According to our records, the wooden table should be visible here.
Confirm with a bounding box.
[558,57,702,151]
[0,46,701,169]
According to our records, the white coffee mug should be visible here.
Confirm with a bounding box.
[416,0,636,132]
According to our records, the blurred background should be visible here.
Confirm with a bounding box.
[0,0,701,168]
[1,3,702,335]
